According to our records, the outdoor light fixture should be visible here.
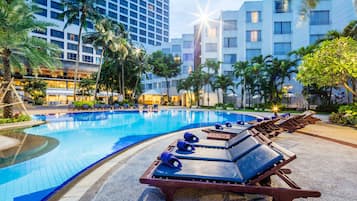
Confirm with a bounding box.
[272,105,279,116]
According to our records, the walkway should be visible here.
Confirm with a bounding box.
[58,125,357,201]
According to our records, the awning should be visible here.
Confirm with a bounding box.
[141,89,162,96]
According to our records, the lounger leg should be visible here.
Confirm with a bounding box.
[160,187,176,201]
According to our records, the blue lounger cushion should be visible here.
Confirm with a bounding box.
[177,140,195,152]
[172,136,260,162]
[215,123,224,130]
[191,130,251,149]
[154,145,283,183]
[184,132,199,143]
[225,122,232,127]
[160,152,182,169]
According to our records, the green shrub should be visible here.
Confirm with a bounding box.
[224,103,234,109]
[0,114,31,124]
[316,104,339,113]
[73,101,95,109]
[329,103,357,127]
[215,103,224,108]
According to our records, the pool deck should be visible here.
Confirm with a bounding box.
[55,123,357,201]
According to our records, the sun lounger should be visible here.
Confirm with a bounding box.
[169,136,261,162]
[140,142,321,201]
[186,130,252,149]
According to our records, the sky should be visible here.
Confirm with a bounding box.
[169,0,246,38]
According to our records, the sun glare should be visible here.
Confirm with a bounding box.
[190,0,220,36]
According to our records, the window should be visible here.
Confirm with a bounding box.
[67,53,77,60]
[140,0,146,7]
[67,43,78,51]
[246,30,261,42]
[32,29,47,35]
[183,41,192,48]
[310,11,330,25]
[109,2,117,10]
[246,49,261,61]
[130,11,137,18]
[96,7,106,15]
[51,1,64,11]
[274,42,291,55]
[130,3,137,10]
[223,20,237,31]
[156,35,162,40]
[96,49,102,55]
[140,7,146,14]
[223,54,237,64]
[51,40,64,49]
[96,0,106,6]
[156,28,162,34]
[50,11,63,21]
[224,37,237,48]
[33,0,47,6]
[120,7,128,14]
[67,33,78,41]
[82,46,93,54]
[120,0,128,6]
[50,29,64,38]
[275,0,291,13]
[206,27,217,38]
[148,32,155,38]
[148,4,154,11]
[274,22,291,34]
[139,14,146,21]
[139,22,146,28]
[35,8,47,17]
[246,11,261,23]
[120,15,128,22]
[130,26,138,33]
[131,34,138,41]
[82,55,93,63]
[130,19,137,25]
[139,29,146,36]
[109,11,117,19]
[139,37,146,43]
[148,39,155,45]
[206,43,217,52]
[162,48,170,54]
[183,54,193,61]
[172,45,181,52]
[310,34,325,44]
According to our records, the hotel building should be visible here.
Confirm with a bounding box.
[9,0,170,104]
[143,0,356,106]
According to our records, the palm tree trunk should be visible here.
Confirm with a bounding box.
[165,77,170,103]
[121,63,125,99]
[94,48,105,100]
[2,49,13,118]
[132,64,142,100]
[241,85,244,108]
[73,25,83,102]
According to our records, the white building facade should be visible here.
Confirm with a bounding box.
[195,0,356,107]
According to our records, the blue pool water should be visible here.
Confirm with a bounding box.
[0,110,255,201]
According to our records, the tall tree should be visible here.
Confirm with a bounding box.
[82,18,127,100]
[0,0,61,118]
[62,0,101,101]
[131,48,149,99]
[148,51,181,102]
[201,59,221,106]
[214,75,234,104]
[297,37,357,98]
[233,61,249,108]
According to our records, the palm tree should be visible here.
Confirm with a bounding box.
[233,61,249,108]
[201,59,221,106]
[0,0,61,118]
[214,75,234,104]
[131,48,148,100]
[82,19,127,100]
[177,78,193,107]
[62,0,101,101]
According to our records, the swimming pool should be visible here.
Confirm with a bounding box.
[0,110,256,201]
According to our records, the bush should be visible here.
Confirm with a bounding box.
[316,104,340,113]
[0,114,31,124]
[329,103,357,127]
[224,103,235,109]
[73,101,95,109]
[215,103,224,108]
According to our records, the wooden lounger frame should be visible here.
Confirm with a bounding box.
[140,137,321,201]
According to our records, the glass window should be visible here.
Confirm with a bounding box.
[246,11,261,23]
[172,45,181,52]
[50,29,64,38]
[183,41,192,48]
[96,49,102,55]
[33,0,47,6]
[140,14,146,21]
[82,55,93,63]
[148,4,154,11]
[109,2,117,10]
[148,39,155,45]
[139,37,146,43]
[246,30,261,42]
[109,11,117,19]
[205,43,217,52]
[148,32,154,38]
[120,0,128,6]
[139,29,146,36]
[130,19,137,25]
[162,48,170,54]
[67,43,78,51]
[67,53,77,60]
[32,29,47,35]
[183,53,193,61]
[246,49,261,61]
[223,37,237,48]
[35,8,47,17]
[156,28,162,34]
[140,0,146,7]
[223,20,237,31]
[130,3,137,10]
[120,15,128,22]
[310,34,325,44]
[148,25,154,32]
[140,7,146,14]
[130,26,137,33]
[131,34,138,41]
[51,1,64,11]
[67,33,78,41]
[274,42,291,55]
[120,7,128,14]
[130,11,138,18]
[139,22,146,28]
[82,46,93,54]
[50,11,64,21]
[310,11,330,25]
[96,7,106,15]
[156,35,162,40]
[223,54,237,64]
[275,0,291,13]
[96,0,106,6]
[274,21,291,34]
[51,40,64,49]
